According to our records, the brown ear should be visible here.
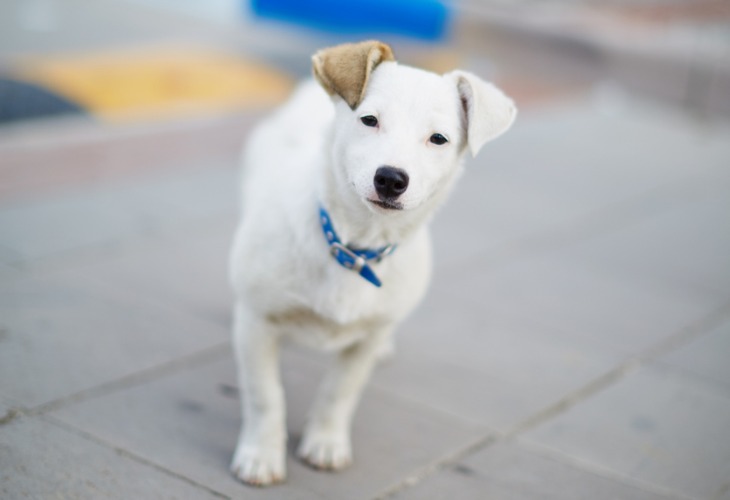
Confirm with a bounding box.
[312,40,395,110]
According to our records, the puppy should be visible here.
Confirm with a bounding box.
[229,40,516,486]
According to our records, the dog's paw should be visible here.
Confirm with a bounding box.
[231,444,286,487]
[298,431,352,471]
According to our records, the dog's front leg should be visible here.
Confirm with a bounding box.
[298,327,391,471]
[231,302,287,486]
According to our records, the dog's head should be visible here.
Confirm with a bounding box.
[313,41,516,216]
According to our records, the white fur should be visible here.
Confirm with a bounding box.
[229,59,515,486]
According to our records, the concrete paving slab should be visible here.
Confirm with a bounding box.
[522,366,730,499]
[372,289,622,430]
[50,353,314,500]
[0,271,228,409]
[437,245,714,358]
[392,441,674,500]
[431,100,730,268]
[431,152,730,360]
[0,190,141,263]
[51,352,489,499]
[0,262,20,282]
[0,163,238,267]
[116,165,239,230]
[510,165,730,302]
[0,416,218,499]
[78,216,235,327]
[657,319,730,393]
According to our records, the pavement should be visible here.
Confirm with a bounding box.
[1,1,730,499]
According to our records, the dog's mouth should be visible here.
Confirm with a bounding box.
[368,199,403,211]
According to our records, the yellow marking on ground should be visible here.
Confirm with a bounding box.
[13,46,294,122]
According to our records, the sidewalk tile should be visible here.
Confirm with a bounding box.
[0,262,20,282]
[121,166,239,225]
[0,164,237,265]
[373,289,621,430]
[0,191,134,263]
[0,242,21,264]
[657,319,730,392]
[78,216,235,326]
[392,441,673,500]
[431,102,730,268]
[522,366,730,499]
[51,353,488,500]
[51,353,313,500]
[512,105,730,208]
[523,168,730,301]
[438,248,713,358]
[0,417,216,499]
[431,161,730,361]
[0,271,227,409]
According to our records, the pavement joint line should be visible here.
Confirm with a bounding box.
[25,341,231,419]
[637,301,730,364]
[513,438,699,500]
[440,161,729,281]
[503,300,730,439]
[374,301,730,499]
[42,414,230,500]
[2,163,727,492]
[373,432,502,500]
[0,407,22,425]
[503,360,643,440]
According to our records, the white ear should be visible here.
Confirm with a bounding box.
[448,70,517,157]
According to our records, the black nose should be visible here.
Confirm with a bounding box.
[374,166,409,199]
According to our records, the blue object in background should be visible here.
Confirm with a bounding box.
[250,0,451,41]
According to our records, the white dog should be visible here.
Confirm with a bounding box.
[229,40,516,486]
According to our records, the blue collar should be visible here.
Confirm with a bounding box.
[319,205,396,288]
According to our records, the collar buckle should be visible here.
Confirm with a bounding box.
[330,242,367,272]
[320,204,396,287]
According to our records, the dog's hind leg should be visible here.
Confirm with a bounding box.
[298,326,392,471]
[231,302,287,486]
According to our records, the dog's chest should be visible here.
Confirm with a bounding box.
[267,303,383,350]
[279,264,393,349]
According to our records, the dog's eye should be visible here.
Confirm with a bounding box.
[430,133,448,145]
[360,115,378,127]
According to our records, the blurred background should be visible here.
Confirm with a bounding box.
[1,1,730,499]
[1,0,729,197]
[1,0,729,184]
